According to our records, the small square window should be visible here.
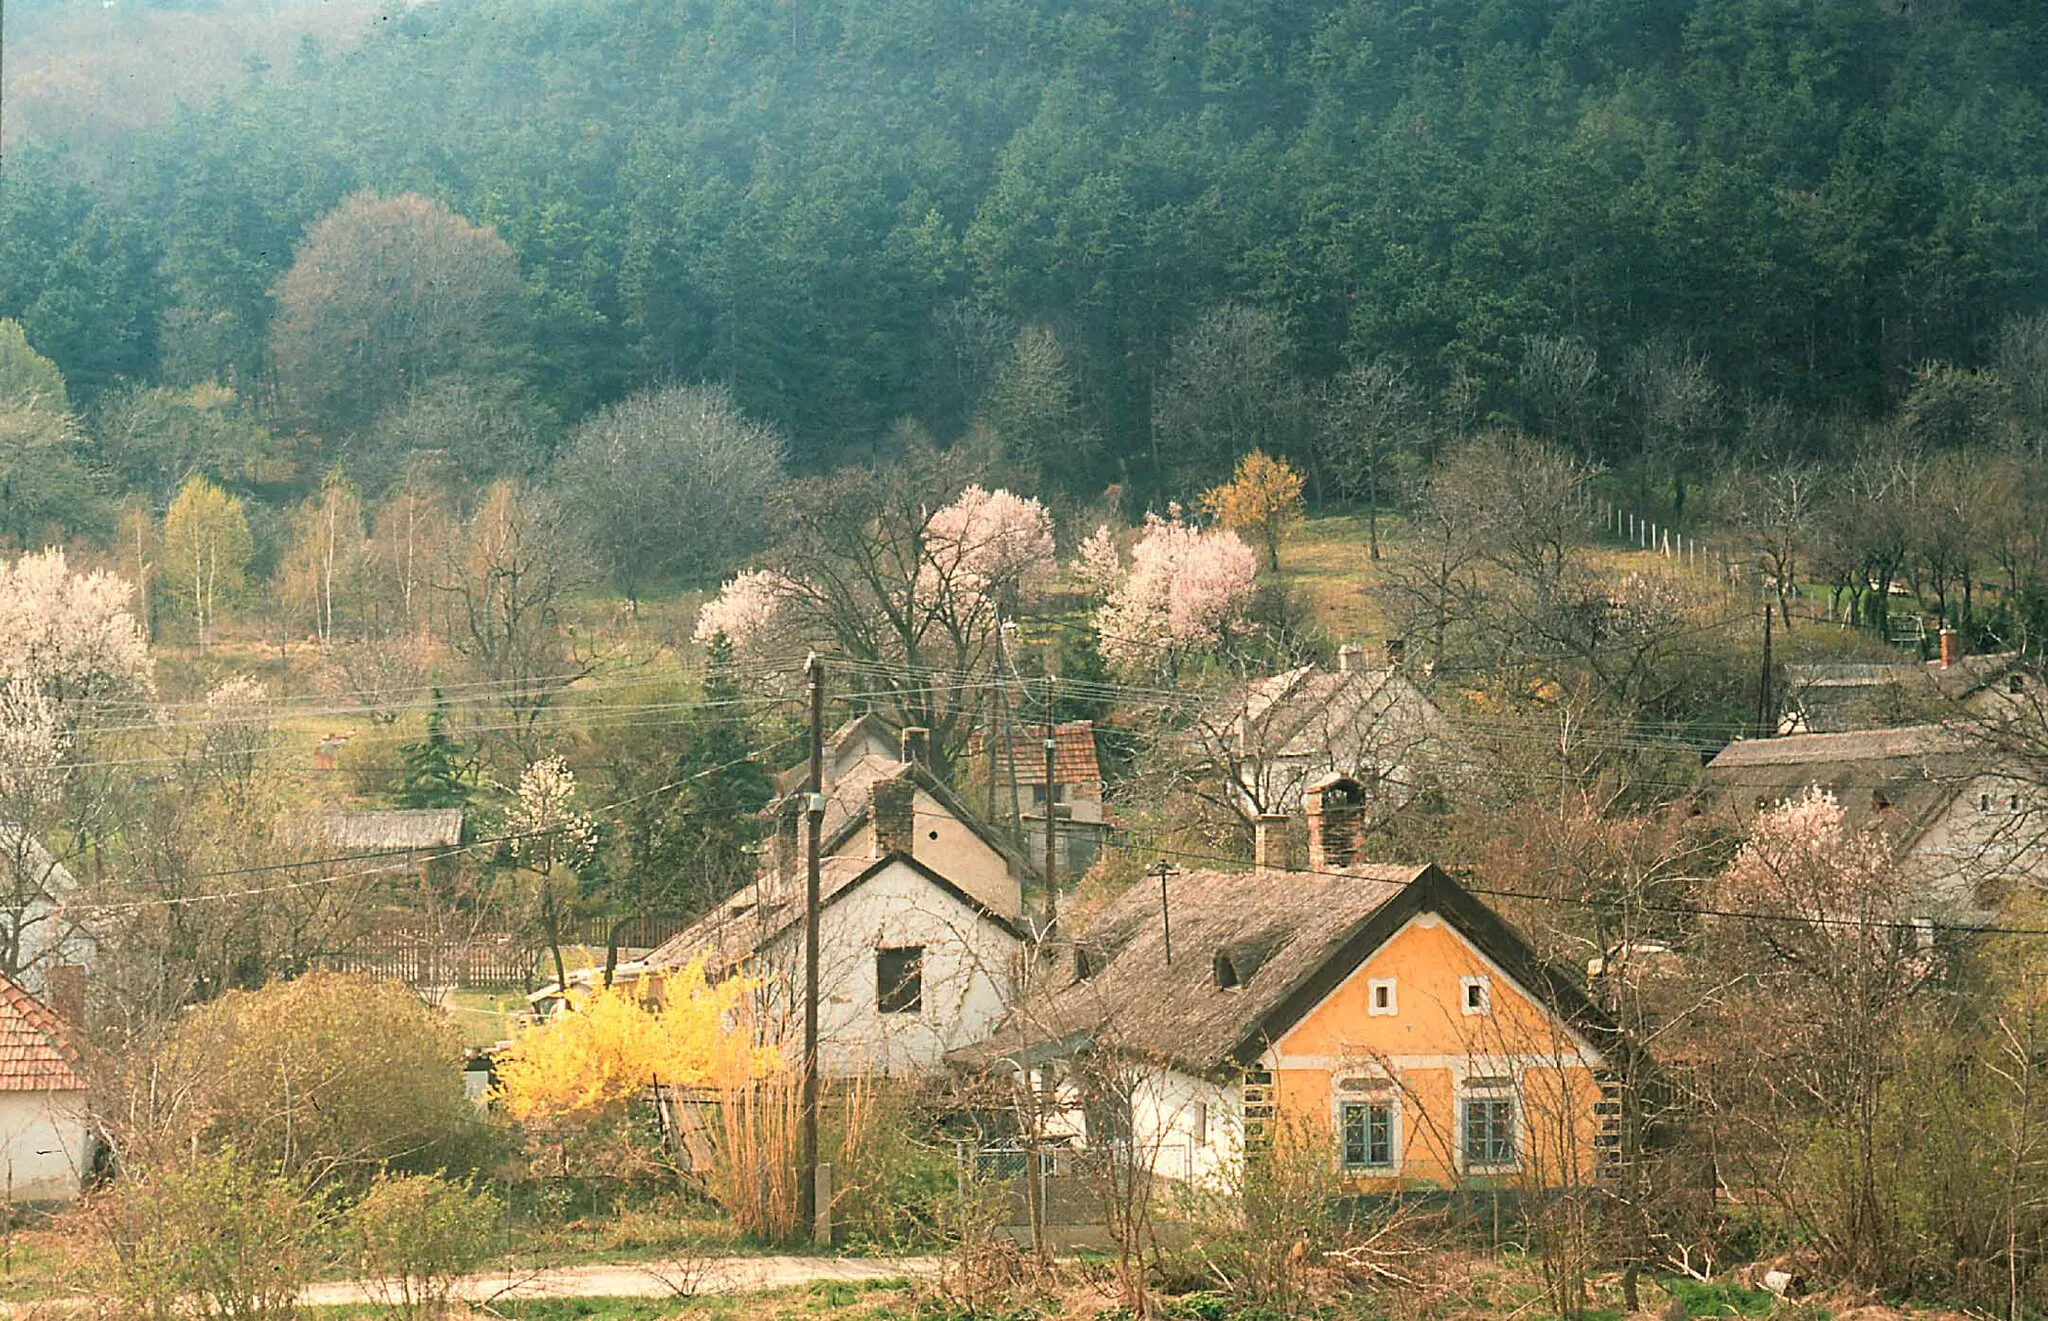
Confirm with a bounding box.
[1461,976,1491,1016]
[1368,978,1397,1016]
[1340,1100,1396,1170]
[876,946,924,1014]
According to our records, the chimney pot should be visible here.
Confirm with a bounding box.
[1303,776,1364,873]
[1939,627,1960,670]
[901,726,930,767]
[1253,814,1289,875]
[1337,643,1364,674]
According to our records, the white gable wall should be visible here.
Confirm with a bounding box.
[759,859,1019,1077]
[0,1090,89,1203]
[824,786,1021,921]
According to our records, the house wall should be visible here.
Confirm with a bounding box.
[1261,915,1605,1190]
[0,1090,89,1203]
[759,860,1019,1077]
[826,788,1021,920]
[1127,1068,1241,1188]
[1908,773,2048,916]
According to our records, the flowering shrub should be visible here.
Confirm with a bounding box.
[1089,510,1259,674]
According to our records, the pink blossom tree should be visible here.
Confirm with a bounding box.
[1088,510,1259,676]
[693,453,1055,770]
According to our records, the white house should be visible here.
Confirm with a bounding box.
[644,766,1028,1077]
[0,972,90,1204]
[0,827,95,995]
[1192,644,1461,820]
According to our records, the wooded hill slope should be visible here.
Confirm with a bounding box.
[5,0,2047,492]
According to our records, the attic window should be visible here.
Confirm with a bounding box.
[2013,675,2028,694]
[876,946,924,1015]
[1214,951,1241,990]
[1872,790,1893,813]
[1981,793,1994,813]
[1461,976,1492,1016]
[1368,978,1397,1016]
[2014,794,2026,812]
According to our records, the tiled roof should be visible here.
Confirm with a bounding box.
[977,722,1102,786]
[0,973,84,1092]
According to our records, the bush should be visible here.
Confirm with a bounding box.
[122,972,478,1186]
[344,1172,502,1320]
[100,1150,333,1321]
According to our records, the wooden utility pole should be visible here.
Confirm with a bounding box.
[801,653,825,1233]
[1757,598,1774,737]
[1041,677,1059,934]
[1151,860,1177,964]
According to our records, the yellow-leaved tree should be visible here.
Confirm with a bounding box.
[494,958,779,1121]
[1198,449,1305,570]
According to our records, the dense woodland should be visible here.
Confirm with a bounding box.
[8,0,2048,511]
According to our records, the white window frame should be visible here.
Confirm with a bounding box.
[1460,975,1492,1016]
[1458,1080,1520,1175]
[1367,977,1398,1016]
[1336,1092,1400,1173]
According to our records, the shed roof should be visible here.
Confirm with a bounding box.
[974,721,1102,786]
[957,863,1612,1078]
[0,973,84,1093]
[314,809,465,852]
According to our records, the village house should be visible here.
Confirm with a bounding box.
[1706,724,2044,922]
[0,828,93,994]
[1778,634,2030,735]
[975,721,1111,875]
[1191,643,1460,820]
[642,731,1032,1077]
[956,776,1623,1191]
[0,971,91,1204]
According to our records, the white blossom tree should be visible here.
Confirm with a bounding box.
[508,756,599,998]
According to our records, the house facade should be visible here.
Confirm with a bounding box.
[645,763,1028,1077]
[1705,725,2047,921]
[977,721,1111,875]
[0,972,91,1203]
[1193,644,1460,821]
[959,784,1620,1191]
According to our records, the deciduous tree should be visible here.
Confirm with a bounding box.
[161,473,252,650]
[1198,449,1304,571]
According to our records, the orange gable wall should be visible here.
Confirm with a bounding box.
[1266,913,1607,1189]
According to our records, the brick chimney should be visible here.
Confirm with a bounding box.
[772,795,803,880]
[1253,814,1289,875]
[1337,643,1365,674]
[46,964,85,1035]
[870,773,917,859]
[1940,627,1961,670]
[1303,774,1364,873]
[901,726,930,768]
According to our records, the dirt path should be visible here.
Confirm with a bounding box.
[298,1254,944,1305]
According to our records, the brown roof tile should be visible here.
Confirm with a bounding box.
[0,974,84,1092]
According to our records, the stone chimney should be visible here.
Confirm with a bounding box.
[1337,643,1365,674]
[1940,627,1961,670]
[1384,637,1406,665]
[1303,774,1364,874]
[901,726,930,768]
[1253,814,1289,875]
[45,964,85,1035]
[772,795,803,880]
[870,773,917,859]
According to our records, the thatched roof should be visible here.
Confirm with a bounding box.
[1705,725,1993,844]
[956,862,1613,1079]
[1780,653,2024,733]
[315,809,465,852]
[642,852,1024,974]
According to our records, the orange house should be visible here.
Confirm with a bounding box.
[966,785,1625,1190]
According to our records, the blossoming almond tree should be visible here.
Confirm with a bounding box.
[694,457,1055,771]
[1088,509,1259,678]
[0,548,153,980]
[508,756,600,1002]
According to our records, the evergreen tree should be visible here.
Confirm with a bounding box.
[393,690,470,810]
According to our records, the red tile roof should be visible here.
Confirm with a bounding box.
[0,974,85,1092]
[978,721,1101,786]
